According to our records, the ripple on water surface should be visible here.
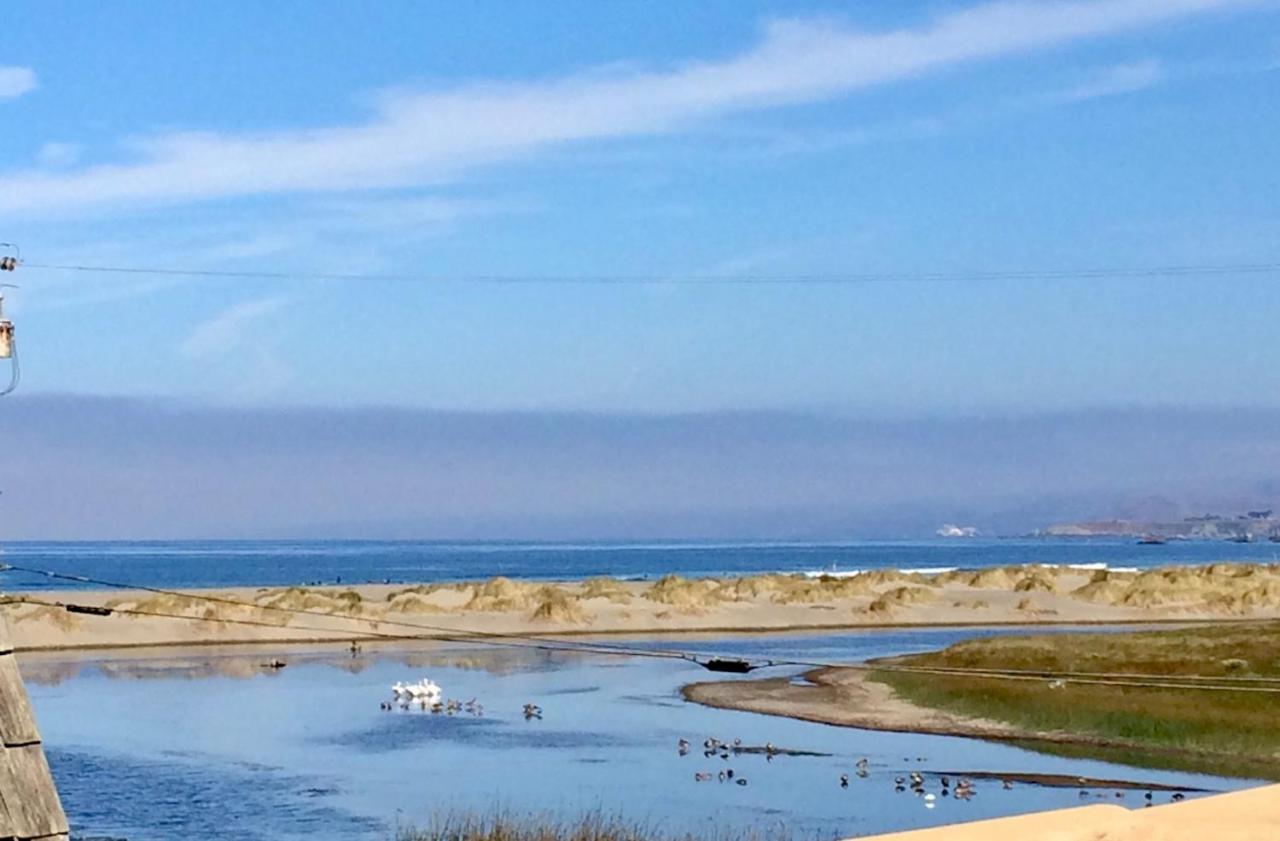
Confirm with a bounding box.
[25,628,1261,841]
[48,748,384,841]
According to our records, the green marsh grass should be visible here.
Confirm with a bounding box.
[871,622,1280,778]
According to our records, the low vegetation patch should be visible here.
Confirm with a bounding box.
[871,622,1280,778]
[398,812,777,841]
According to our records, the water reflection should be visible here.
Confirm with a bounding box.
[19,641,560,685]
[21,628,1263,841]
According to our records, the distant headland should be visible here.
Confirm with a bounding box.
[1038,509,1280,542]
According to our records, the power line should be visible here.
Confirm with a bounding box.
[2,593,695,662]
[5,563,1280,692]
[18,260,1280,286]
[5,595,399,641]
[0,563,692,662]
[7,593,1280,694]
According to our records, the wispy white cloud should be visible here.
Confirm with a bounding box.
[181,296,289,359]
[178,296,298,401]
[0,66,36,100]
[0,0,1256,216]
[1055,58,1165,102]
[35,142,83,168]
[17,189,529,311]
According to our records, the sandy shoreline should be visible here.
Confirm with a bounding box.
[681,665,1257,764]
[855,783,1280,841]
[4,562,1278,652]
[683,667,1029,742]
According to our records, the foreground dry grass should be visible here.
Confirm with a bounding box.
[397,813,775,841]
[873,622,1280,778]
[396,786,1280,841]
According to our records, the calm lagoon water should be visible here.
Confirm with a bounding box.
[22,627,1258,841]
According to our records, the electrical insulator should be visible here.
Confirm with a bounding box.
[0,281,17,394]
[0,257,14,271]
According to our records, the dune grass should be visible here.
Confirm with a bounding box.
[871,622,1280,778]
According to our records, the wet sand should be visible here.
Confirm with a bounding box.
[681,666,1261,761]
[683,667,1028,742]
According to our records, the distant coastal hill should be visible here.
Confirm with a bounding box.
[1039,510,1280,541]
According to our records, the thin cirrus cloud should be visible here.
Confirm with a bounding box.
[1055,58,1165,101]
[0,0,1258,216]
[34,141,83,168]
[180,296,290,359]
[0,66,36,100]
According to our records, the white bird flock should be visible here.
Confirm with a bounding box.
[391,677,443,702]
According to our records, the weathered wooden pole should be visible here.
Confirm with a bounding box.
[0,260,69,837]
[0,613,69,839]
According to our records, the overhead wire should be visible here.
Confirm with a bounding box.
[0,593,696,662]
[17,260,1280,286]
[7,592,1280,694]
[0,563,693,662]
[5,562,1280,692]
[2,595,398,642]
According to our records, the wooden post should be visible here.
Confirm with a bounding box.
[0,613,68,839]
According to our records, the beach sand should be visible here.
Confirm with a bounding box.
[5,562,1280,651]
[680,664,1250,759]
[682,666,1028,741]
[11,565,1280,841]
[852,782,1280,841]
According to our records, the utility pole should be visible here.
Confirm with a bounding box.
[0,249,70,839]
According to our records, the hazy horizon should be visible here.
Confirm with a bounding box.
[2,2,1278,541]
[1,394,1275,541]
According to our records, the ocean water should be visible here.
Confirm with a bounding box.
[21,627,1255,841]
[2,538,1278,592]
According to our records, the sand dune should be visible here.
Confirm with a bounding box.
[7,562,1280,651]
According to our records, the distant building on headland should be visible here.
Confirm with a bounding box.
[936,524,979,538]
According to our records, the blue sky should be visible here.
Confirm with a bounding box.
[1,0,1278,413]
